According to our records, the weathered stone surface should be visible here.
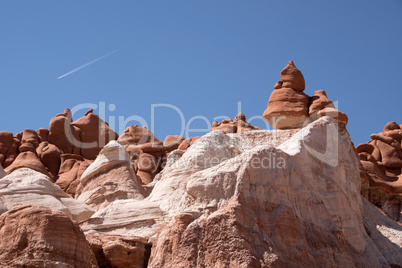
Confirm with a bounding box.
[48,108,81,155]
[263,61,349,129]
[163,135,185,153]
[212,113,261,134]
[56,153,92,197]
[0,164,5,179]
[4,151,52,179]
[0,131,20,168]
[0,168,94,221]
[80,199,165,238]
[309,89,335,115]
[147,117,396,267]
[19,129,40,152]
[280,60,305,92]
[263,86,310,129]
[358,121,402,222]
[0,205,98,267]
[72,109,119,160]
[76,141,146,211]
[86,233,151,268]
[118,125,165,184]
[36,127,49,142]
[36,141,62,177]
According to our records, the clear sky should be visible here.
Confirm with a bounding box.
[1,0,401,145]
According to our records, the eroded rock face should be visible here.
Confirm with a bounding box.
[0,131,20,168]
[75,141,146,211]
[212,113,261,134]
[72,109,119,160]
[0,205,98,267]
[56,153,92,197]
[147,117,395,267]
[0,168,94,221]
[263,61,348,129]
[86,233,151,268]
[118,125,165,184]
[357,121,402,222]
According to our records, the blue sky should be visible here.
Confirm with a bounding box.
[1,1,401,145]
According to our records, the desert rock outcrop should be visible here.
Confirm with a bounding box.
[0,168,94,221]
[263,61,348,129]
[357,121,402,222]
[75,141,146,211]
[0,205,97,267]
[262,61,310,129]
[118,125,165,184]
[212,113,261,134]
[0,131,20,168]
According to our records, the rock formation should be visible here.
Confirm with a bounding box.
[86,233,151,268]
[212,113,261,134]
[75,141,146,211]
[118,125,165,184]
[0,61,400,267]
[56,153,92,197]
[72,109,119,160]
[0,205,97,267]
[263,61,348,129]
[0,168,94,221]
[0,131,20,168]
[262,61,310,129]
[79,117,402,267]
[163,135,185,154]
[357,121,402,222]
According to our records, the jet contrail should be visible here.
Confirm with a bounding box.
[57,46,126,79]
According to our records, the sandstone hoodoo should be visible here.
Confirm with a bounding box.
[262,61,310,129]
[263,61,348,129]
[0,61,400,267]
[357,121,402,222]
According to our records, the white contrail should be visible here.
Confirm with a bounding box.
[57,46,126,79]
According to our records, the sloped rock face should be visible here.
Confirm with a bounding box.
[148,117,377,267]
[78,117,401,267]
[75,141,146,211]
[0,205,98,267]
[357,121,402,222]
[0,168,94,221]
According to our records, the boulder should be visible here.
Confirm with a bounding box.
[75,141,146,211]
[0,205,97,267]
[0,168,94,221]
